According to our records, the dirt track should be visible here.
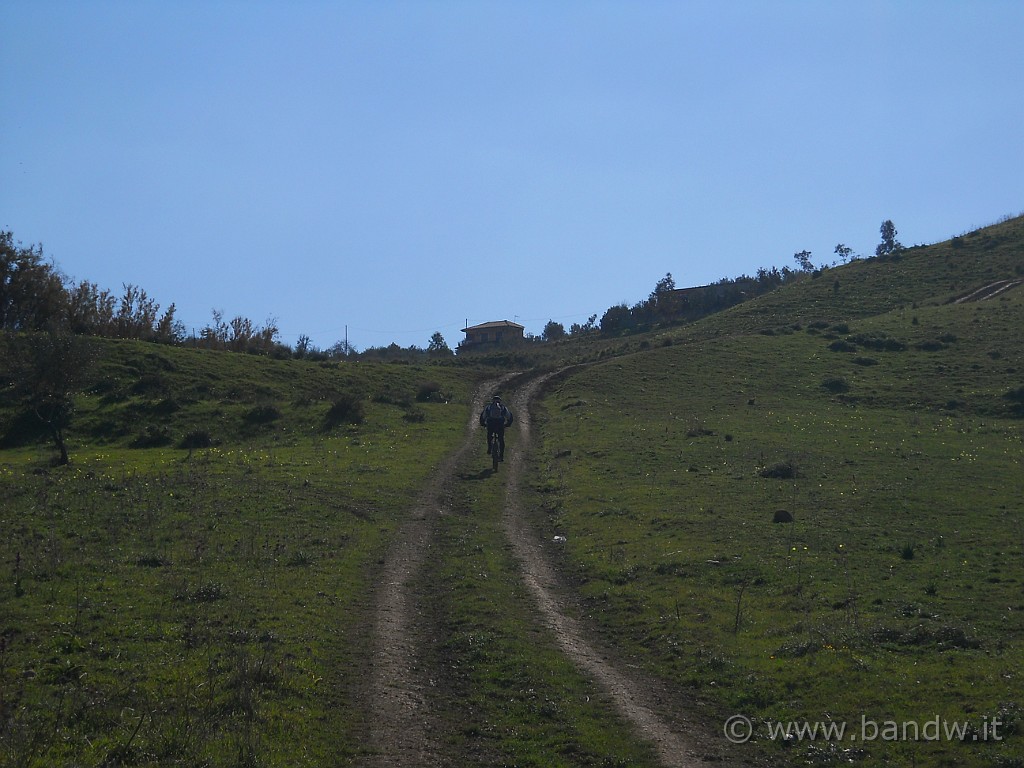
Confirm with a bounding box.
[366,373,723,766]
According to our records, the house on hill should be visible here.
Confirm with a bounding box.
[460,320,525,348]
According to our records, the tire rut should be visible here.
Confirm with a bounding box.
[367,372,727,766]
[366,378,509,767]
[504,372,723,768]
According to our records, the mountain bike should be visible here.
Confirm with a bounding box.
[488,430,501,471]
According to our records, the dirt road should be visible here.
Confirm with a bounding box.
[366,373,723,766]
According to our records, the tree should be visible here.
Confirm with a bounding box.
[600,303,632,335]
[651,272,676,297]
[154,303,184,344]
[198,309,279,353]
[0,232,67,332]
[12,330,94,465]
[327,339,357,359]
[649,272,680,321]
[794,250,815,272]
[569,314,598,335]
[116,284,159,339]
[542,320,566,341]
[427,331,452,356]
[876,220,903,257]
[1,230,189,344]
[834,243,854,264]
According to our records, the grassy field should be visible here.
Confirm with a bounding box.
[530,233,1024,765]
[0,344,479,766]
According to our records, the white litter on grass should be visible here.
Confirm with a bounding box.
[553,535,567,544]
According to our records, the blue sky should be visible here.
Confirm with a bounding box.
[3,1,1022,351]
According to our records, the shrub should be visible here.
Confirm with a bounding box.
[130,425,172,448]
[131,373,166,396]
[177,582,228,602]
[415,381,446,403]
[244,404,281,424]
[286,550,313,567]
[870,623,979,649]
[1004,386,1024,403]
[821,376,850,394]
[829,340,857,353]
[760,460,798,479]
[403,407,426,423]
[324,394,365,428]
[373,387,412,407]
[849,333,906,352]
[148,397,180,415]
[180,430,213,449]
[686,417,715,437]
[136,555,171,567]
[1004,386,1024,417]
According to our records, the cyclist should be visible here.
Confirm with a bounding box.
[479,395,514,461]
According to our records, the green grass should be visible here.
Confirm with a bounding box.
[0,345,479,767]
[682,212,1024,340]
[424,439,662,767]
[61,339,468,451]
[531,271,1024,765]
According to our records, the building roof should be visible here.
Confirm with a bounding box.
[461,320,524,333]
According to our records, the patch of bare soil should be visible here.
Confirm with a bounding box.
[953,279,1023,303]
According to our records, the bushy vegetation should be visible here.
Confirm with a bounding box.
[1,231,183,343]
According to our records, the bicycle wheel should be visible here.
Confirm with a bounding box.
[491,436,499,471]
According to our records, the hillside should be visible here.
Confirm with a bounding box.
[1,338,481,453]
[671,213,1024,339]
[0,213,1021,767]
[0,344,486,765]
[529,215,1024,766]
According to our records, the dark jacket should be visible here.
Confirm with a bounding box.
[480,402,513,427]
